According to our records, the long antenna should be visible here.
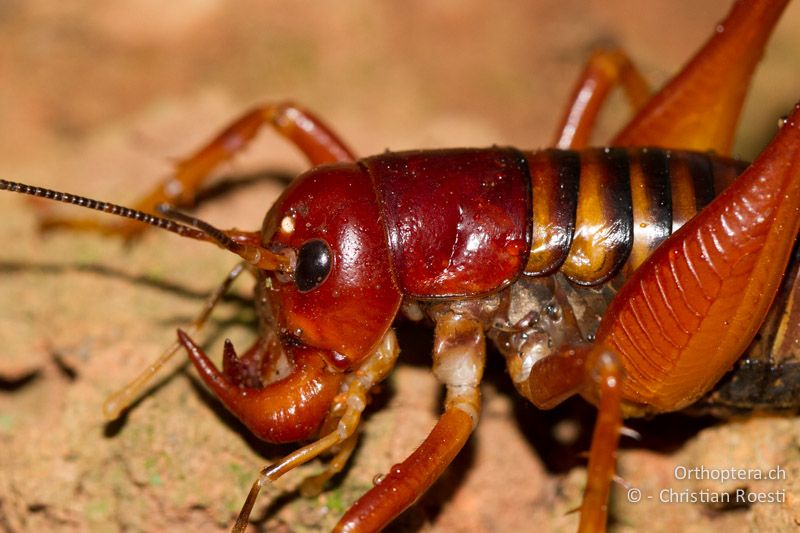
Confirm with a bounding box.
[1,179,209,240]
[1,179,292,272]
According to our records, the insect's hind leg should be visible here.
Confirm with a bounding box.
[578,353,623,532]
[38,101,357,238]
[612,0,790,154]
[515,345,624,532]
[553,49,651,149]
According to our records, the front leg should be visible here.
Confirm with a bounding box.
[221,330,401,532]
[334,310,486,532]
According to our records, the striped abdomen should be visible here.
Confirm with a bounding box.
[524,148,746,285]
[363,147,746,299]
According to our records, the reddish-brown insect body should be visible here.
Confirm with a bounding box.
[365,148,531,296]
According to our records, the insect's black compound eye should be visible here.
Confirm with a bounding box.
[295,239,332,293]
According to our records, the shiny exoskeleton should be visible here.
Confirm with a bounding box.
[694,241,800,416]
[2,0,799,532]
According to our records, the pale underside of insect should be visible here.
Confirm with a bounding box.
[2,1,800,532]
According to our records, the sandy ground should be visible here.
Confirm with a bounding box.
[1,1,800,532]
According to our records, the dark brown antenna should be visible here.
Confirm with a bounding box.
[1,179,292,272]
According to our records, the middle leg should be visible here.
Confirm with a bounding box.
[553,49,651,149]
[38,101,357,238]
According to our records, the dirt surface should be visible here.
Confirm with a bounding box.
[2,1,800,532]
